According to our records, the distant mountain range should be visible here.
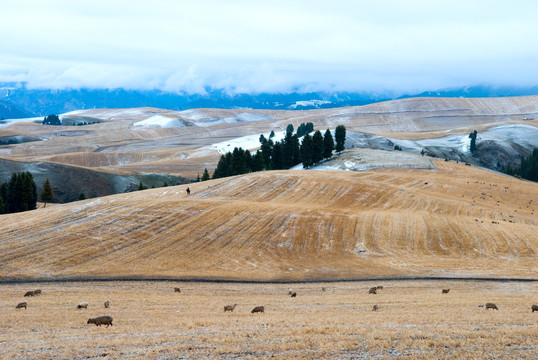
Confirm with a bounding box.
[1,82,537,119]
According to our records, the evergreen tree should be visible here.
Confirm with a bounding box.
[312,130,324,165]
[305,122,314,134]
[78,193,86,201]
[138,182,147,190]
[300,133,314,168]
[196,173,201,182]
[259,134,266,144]
[469,130,478,153]
[260,139,273,170]
[251,150,265,172]
[163,181,168,187]
[202,168,210,181]
[291,134,301,166]
[297,123,306,137]
[286,124,294,134]
[0,188,4,214]
[42,114,61,125]
[272,142,283,170]
[282,131,295,169]
[231,147,248,175]
[323,129,334,159]
[40,178,54,208]
[335,125,346,153]
[269,130,275,139]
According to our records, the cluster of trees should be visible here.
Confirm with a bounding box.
[42,114,61,125]
[0,173,55,214]
[0,172,37,214]
[211,124,346,179]
[502,148,538,182]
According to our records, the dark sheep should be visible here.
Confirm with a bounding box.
[104,300,110,308]
[372,304,379,311]
[33,289,42,296]
[251,306,265,313]
[87,315,113,327]
[224,304,237,312]
[531,304,538,312]
[321,287,326,292]
[442,289,450,294]
[376,285,383,290]
[369,287,377,294]
[174,287,181,293]
[485,302,499,310]
[77,302,88,309]
[16,302,27,309]
[290,292,297,298]
[24,291,35,297]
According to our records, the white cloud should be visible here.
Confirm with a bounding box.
[0,0,537,93]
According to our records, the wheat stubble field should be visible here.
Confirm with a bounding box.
[1,280,537,359]
[0,160,537,358]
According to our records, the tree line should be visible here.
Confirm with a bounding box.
[502,148,538,182]
[0,172,54,214]
[210,124,346,179]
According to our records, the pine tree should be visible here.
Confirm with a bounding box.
[259,134,266,144]
[323,129,334,159]
[286,124,294,134]
[196,174,201,182]
[469,130,478,153]
[78,193,86,201]
[300,133,314,168]
[305,122,314,134]
[269,130,275,139]
[297,123,306,137]
[282,131,294,169]
[40,178,54,208]
[138,182,147,190]
[251,150,265,172]
[272,142,283,170]
[312,130,324,165]
[163,181,169,187]
[260,139,273,170]
[335,125,346,153]
[202,168,210,181]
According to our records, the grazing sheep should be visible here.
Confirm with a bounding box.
[77,302,89,309]
[33,289,42,296]
[369,287,377,294]
[104,300,110,308]
[376,285,383,290]
[224,304,237,312]
[531,304,538,312]
[288,288,293,295]
[321,287,326,292]
[290,292,297,298]
[251,306,265,313]
[24,291,35,297]
[87,315,113,327]
[372,304,379,311]
[442,289,450,294]
[16,302,27,309]
[174,287,181,293]
[485,302,499,310]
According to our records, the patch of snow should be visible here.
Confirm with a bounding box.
[0,117,43,128]
[209,131,286,154]
[289,100,331,109]
[132,115,187,129]
[179,110,274,127]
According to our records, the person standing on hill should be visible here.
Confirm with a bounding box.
[186,187,190,195]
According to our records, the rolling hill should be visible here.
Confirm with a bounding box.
[0,160,536,281]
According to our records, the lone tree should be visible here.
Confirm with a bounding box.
[335,125,346,153]
[469,130,478,153]
[40,178,54,208]
[202,168,210,181]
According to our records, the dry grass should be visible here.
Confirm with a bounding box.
[2,96,537,177]
[0,280,536,359]
[0,162,536,281]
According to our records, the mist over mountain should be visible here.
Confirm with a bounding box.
[1,82,538,119]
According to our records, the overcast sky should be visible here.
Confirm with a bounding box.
[1,0,537,94]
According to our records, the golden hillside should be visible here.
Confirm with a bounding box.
[1,159,536,281]
[2,96,537,178]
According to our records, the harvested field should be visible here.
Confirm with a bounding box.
[1,280,536,359]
